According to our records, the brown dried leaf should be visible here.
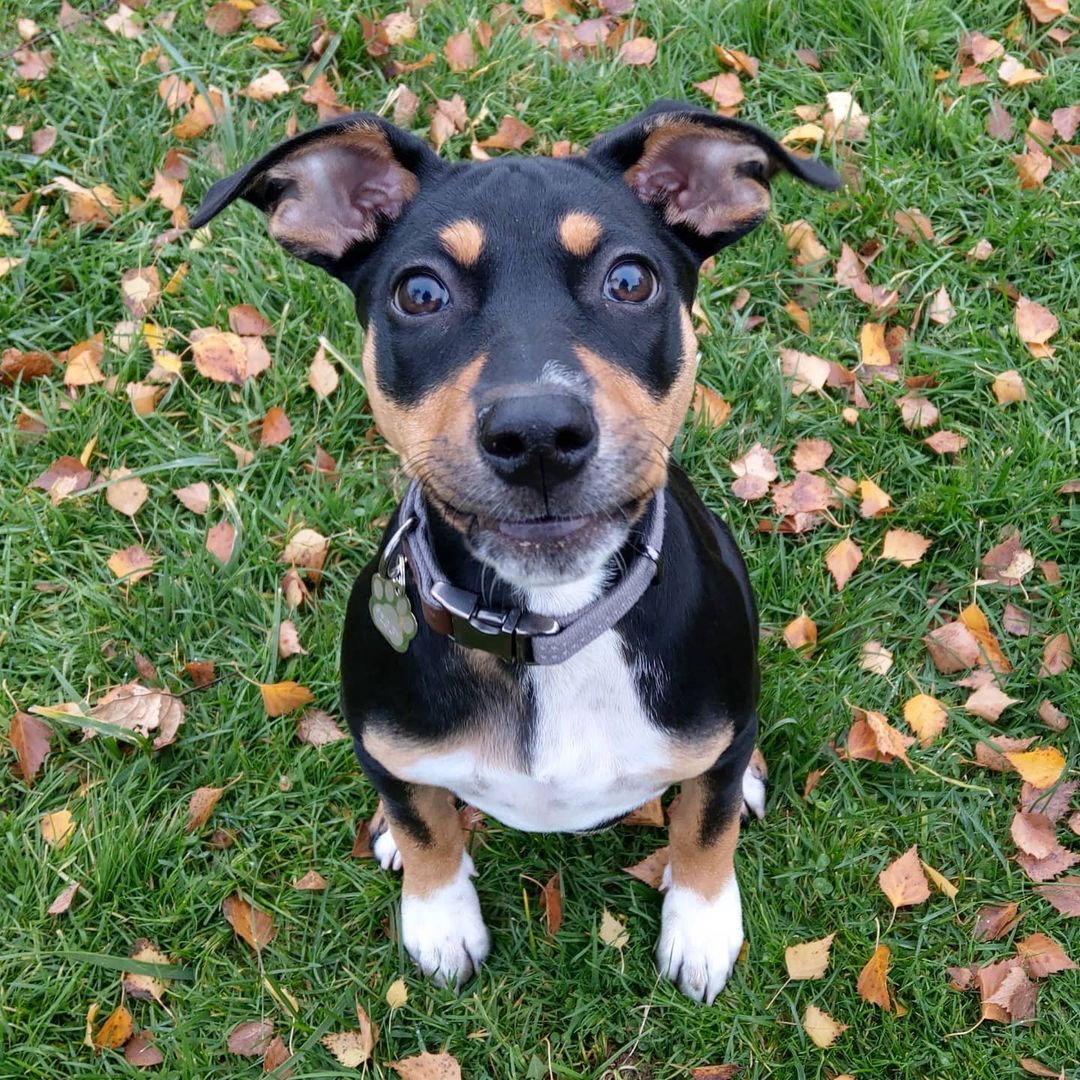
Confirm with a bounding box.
[1037,876,1080,916]
[540,871,562,936]
[964,684,1019,722]
[621,797,664,826]
[260,406,292,448]
[293,870,327,890]
[783,614,817,653]
[729,443,778,501]
[206,521,237,564]
[987,98,1015,140]
[779,348,830,395]
[227,1019,274,1057]
[618,36,657,66]
[1005,747,1066,789]
[924,620,981,673]
[974,902,1021,941]
[1039,633,1072,677]
[897,392,939,430]
[477,116,534,150]
[880,529,931,567]
[9,710,52,784]
[108,544,155,583]
[623,845,669,889]
[174,481,210,515]
[791,439,832,472]
[105,467,149,518]
[856,944,892,1011]
[694,74,745,109]
[307,345,338,398]
[296,708,347,747]
[185,786,224,832]
[859,321,891,366]
[91,683,185,749]
[879,845,931,908]
[123,939,171,1004]
[48,881,80,915]
[191,331,246,385]
[444,29,476,72]
[41,809,75,849]
[859,478,892,518]
[124,1032,164,1067]
[860,640,893,676]
[826,537,862,591]
[1012,812,1058,858]
[691,384,731,428]
[223,894,277,951]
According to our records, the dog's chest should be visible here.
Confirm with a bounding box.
[396,577,682,832]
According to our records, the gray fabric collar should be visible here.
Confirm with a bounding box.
[379,480,666,665]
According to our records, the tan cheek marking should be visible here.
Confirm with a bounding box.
[667,775,739,901]
[573,314,697,492]
[362,329,485,475]
[438,219,485,267]
[558,211,602,256]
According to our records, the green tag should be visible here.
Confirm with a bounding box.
[369,571,418,653]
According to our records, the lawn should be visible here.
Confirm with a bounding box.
[1,0,1078,1076]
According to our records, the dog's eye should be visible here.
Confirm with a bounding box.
[394,273,450,316]
[603,261,656,304]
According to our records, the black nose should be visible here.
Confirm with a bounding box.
[478,393,598,488]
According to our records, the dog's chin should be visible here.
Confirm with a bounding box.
[467,514,630,589]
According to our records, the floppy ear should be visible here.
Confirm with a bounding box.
[587,99,841,259]
[189,113,445,287]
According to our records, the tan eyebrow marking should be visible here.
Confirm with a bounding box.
[558,211,602,257]
[438,219,485,267]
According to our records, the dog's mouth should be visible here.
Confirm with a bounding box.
[473,495,646,546]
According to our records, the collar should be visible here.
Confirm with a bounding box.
[377,480,666,665]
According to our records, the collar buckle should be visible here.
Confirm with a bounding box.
[430,580,560,663]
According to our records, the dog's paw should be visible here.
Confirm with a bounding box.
[372,822,402,871]
[401,853,490,988]
[741,747,767,821]
[656,876,743,1005]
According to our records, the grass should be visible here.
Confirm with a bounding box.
[1,0,1078,1076]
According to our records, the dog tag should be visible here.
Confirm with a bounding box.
[369,571,418,653]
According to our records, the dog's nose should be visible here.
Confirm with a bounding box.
[478,393,598,487]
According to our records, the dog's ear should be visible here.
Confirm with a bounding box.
[587,100,841,259]
[189,113,445,286]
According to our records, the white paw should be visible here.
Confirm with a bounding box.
[741,749,767,820]
[372,822,402,871]
[656,877,744,1004]
[401,853,491,988]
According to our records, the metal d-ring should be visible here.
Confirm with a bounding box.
[377,515,418,586]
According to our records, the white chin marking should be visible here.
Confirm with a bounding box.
[372,823,402,871]
[401,853,491,989]
[656,876,743,1005]
[741,765,766,820]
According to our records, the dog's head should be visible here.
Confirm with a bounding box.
[193,100,839,587]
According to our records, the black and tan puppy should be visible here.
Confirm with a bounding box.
[192,100,838,1003]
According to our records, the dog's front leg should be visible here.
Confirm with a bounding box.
[380,784,491,988]
[657,729,754,1004]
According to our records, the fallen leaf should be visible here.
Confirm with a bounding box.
[477,116,534,150]
[924,430,968,455]
[779,348,830,395]
[999,55,1044,85]
[108,544,155,583]
[826,537,862,590]
[903,694,948,747]
[296,708,347,747]
[540,871,562,936]
[729,443,778,501]
[618,36,657,66]
[262,1035,290,1074]
[191,331,247,385]
[308,345,338,398]
[692,384,731,428]
[921,861,959,900]
[965,684,1019,722]
[1038,699,1067,731]
[1052,104,1080,141]
[41,809,75,849]
[859,322,891,366]
[1020,1058,1065,1078]
[694,74,745,109]
[206,521,237,564]
[803,1003,847,1048]
[1039,633,1072,677]
[784,298,811,333]
[982,961,1037,1021]
[124,1032,164,1067]
[174,481,210,515]
[278,620,306,659]
[783,614,817,653]
[260,406,292,447]
[599,909,629,949]
[9,710,52,784]
[623,846,670,889]
[1006,747,1066,789]
[824,90,869,142]
[105,467,149,518]
[64,333,107,386]
[185,786,224,832]
[785,934,835,980]
[859,478,892,518]
[879,846,931,908]
[280,528,329,578]
[95,1004,134,1051]
[120,267,161,319]
[91,684,184,749]
[621,797,664,826]
[1037,876,1080,917]
[791,439,832,472]
[860,640,893,676]
[389,1052,462,1079]
[1012,812,1058,859]
[260,680,315,717]
[293,870,327,890]
[856,944,892,1011]
[1012,148,1052,190]
[1026,0,1069,23]
[847,709,914,767]
[123,940,171,1004]
[974,902,1021,941]
[444,29,475,72]
[880,529,931,567]
[242,69,290,101]
[896,392,939,430]
[894,208,934,243]
[227,1019,274,1057]
[385,978,408,1009]
[924,619,981,673]
[48,881,80,915]
[223,894,277,951]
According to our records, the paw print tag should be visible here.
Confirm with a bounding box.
[369,571,418,653]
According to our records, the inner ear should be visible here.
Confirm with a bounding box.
[626,126,775,237]
[255,126,419,261]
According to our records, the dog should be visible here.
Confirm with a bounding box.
[192,99,839,1003]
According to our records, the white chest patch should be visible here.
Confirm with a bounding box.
[395,572,677,832]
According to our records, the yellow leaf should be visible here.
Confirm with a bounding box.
[921,860,959,900]
[859,322,891,366]
[903,694,948,747]
[803,1003,848,1048]
[386,977,408,1009]
[599,909,629,949]
[1005,747,1066,789]
[94,1004,133,1051]
[785,934,835,980]
[41,809,76,848]
[783,614,817,653]
[259,680,315,717]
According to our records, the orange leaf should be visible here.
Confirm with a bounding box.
[185,785,224,832]
[878,845,931,908]
[260,405,292,447]
[880,528,931,567]
[856,944,892,1011]
[94,1004,134,1051]
[618,36,657,66]
[825,537,862,591]
[222,893,277,951]
[783,614,817,653]
[260,680,315,717]
[191,331,247,384]
[902,693,948,747]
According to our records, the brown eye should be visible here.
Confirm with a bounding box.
[603,261,656,303]
[394,273,450,315]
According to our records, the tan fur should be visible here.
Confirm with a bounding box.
[362,329,485,485]
[573,305,697,493]
[439,219,485,267]
[265,123,418,258]
[558,211,602,257]
[389,785,466,898]
[667,775,739,900]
